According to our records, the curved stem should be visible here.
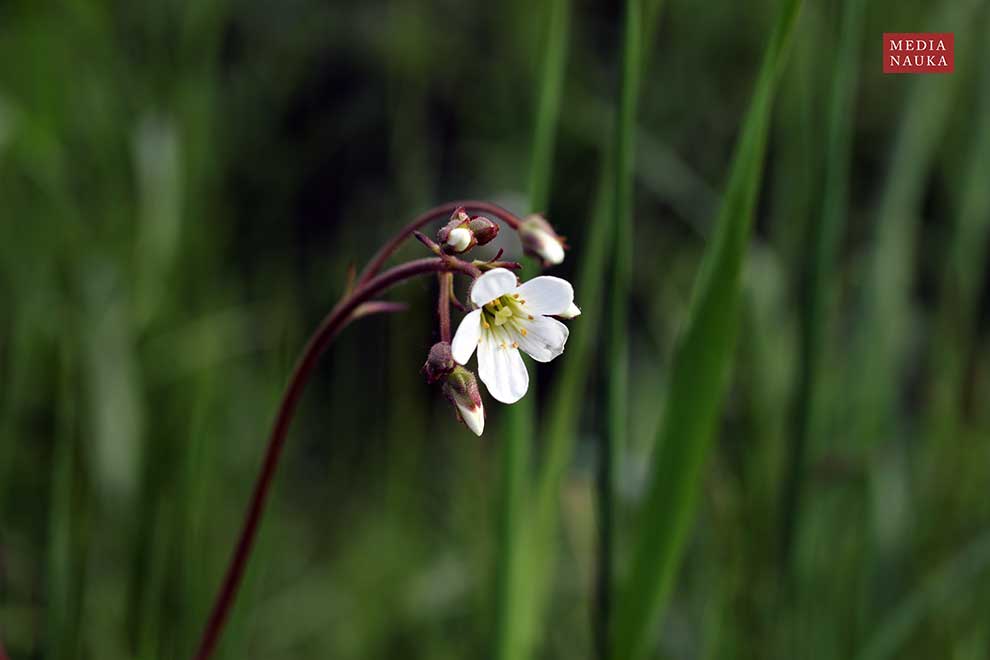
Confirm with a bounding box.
[357,201,524,286]
[193,256,478,660]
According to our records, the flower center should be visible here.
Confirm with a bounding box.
[481,294,535,334]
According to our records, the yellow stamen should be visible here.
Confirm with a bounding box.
[512,342,518,348]
[528,315,534,320]
[520,328,528,336]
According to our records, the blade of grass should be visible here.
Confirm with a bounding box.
[922,17,990,456]
[846,0,974,457]
[493,1,570,659]
[600,0,643,655]
[610,1,803,658]
[853,530,990,660]
[779,0,865,568]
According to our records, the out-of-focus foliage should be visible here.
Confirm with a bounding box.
[1,0,989,659]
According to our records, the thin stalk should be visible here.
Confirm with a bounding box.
[438,273,452,343]
[193,256,480,660]
[780,0,865,569]
[601,0,642,656]
[0,637,8,660]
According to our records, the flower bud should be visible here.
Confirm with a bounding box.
[437,207,478,254]
[443,366,485,436]
[446,226,473,253]
[518,214,566,266]
[558,302,582,319]
[423,342,455,384]
[468,216,499,246]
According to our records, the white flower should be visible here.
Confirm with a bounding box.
[559,302,581,319]
[451,268,575,404]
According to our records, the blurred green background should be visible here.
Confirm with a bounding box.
[2,0,990,658]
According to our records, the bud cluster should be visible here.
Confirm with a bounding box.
[437,207,499,255]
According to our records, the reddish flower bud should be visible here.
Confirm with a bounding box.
[468,216,499,245]
[442,366,485,436]
[422,342,455,384]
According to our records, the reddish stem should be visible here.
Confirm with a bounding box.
[357,201,525,286]
[438,273,453,343]
[0,637,8,660]
[193,256,478,660]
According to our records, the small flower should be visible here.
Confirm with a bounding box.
[451,268,575,404]
[443,366,485,436]
[518,214,566,266]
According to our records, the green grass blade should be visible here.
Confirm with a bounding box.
[493,1,570,659]
[610,1,802,658]
[779,0,865,567]
[923,18,990,451]
[847,0,974,455]
[853,531,990,660]
[601,0,643,654]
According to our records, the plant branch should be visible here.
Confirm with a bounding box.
[438,273,453,343]
[193,256,479,660]
[357,201,524,286]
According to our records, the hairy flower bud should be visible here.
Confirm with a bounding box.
[423,342,455,384]
[518,214,566,266]
[468,216,499,246]
[443,366,485,436]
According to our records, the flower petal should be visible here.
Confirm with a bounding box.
[515,276,573,316]
[454,399,485,436]
[515,315,568,362]
[470,268,518,307]
[558,302,582,319]
[477,328,529,404]
[451,309,482,364]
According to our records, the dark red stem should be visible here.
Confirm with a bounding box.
[357,201,525,286]
[438,273,453,343]
[193,256,478,660]
[0,637,9,660]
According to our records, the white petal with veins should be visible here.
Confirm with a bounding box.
[470,268,518,306]
[477,327,529,403]
[515,276,573,316]
[451,309,482,364]
[515,315,568,363]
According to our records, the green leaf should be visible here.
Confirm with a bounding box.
[609,1,803,658]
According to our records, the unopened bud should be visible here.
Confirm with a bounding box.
[443,366,485,436]
[446,226,473,253]
[437,207,478,254]
[518,214,566,266]
[423,342,455,384]
[468,216,499,245]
